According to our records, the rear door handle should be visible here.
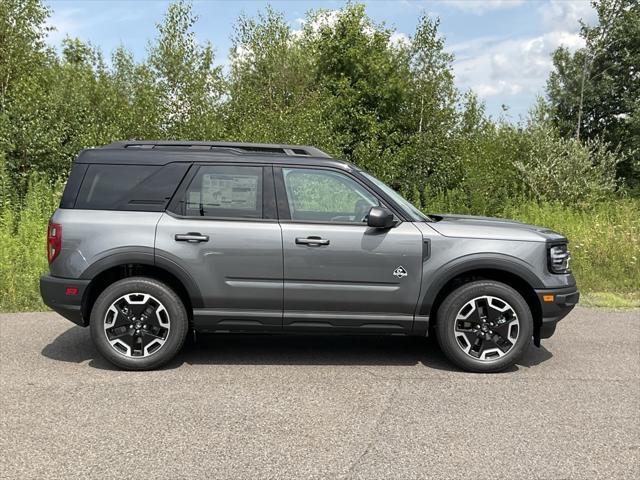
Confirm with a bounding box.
[295,236,330,246]
[175,232,209,243]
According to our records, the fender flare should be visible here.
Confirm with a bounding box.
[419,253,544,316]
[80,247,203,308]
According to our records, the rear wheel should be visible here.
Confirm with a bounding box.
[90,277,188,370]
[435,280,533,373]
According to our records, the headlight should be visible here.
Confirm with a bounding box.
[548,244,571,274]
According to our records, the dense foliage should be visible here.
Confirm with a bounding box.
[2,0,635,204]
[547,0,639,192]
[0,0,638,311]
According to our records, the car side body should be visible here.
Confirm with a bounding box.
[40,141,579,371]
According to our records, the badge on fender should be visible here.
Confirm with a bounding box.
[393,266,408,278]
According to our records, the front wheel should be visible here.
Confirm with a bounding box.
[435,280,533,373]
[90,277,188,370]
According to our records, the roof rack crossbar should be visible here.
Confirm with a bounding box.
[102,140,332,158]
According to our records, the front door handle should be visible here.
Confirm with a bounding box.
[295,236,330,246]
[175,232,209,243]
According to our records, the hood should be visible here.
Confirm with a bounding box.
[428,213,567,243]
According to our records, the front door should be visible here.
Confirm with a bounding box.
[276,167,423,333]
[156,164,283,331]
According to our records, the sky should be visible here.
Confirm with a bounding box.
[45,0,597,120]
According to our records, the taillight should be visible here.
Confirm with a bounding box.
[47,222,62,264]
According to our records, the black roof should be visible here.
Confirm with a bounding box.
[77,140,353,170]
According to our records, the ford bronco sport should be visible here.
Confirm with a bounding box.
[40,141,579,372]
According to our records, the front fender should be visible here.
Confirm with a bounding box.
[418,253,544,316]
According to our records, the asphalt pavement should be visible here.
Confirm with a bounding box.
[0,307,638,480]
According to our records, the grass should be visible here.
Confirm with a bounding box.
[580,292,640,309]
[0,175,64,312]
[0,175,638,312]
[503,199,640,295]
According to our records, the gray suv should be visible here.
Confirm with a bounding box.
[40,141,579,372]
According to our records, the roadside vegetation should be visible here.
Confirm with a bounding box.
[1,0,638,311]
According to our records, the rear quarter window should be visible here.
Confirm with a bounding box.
[74,163,189,211]
[59,163,88,208]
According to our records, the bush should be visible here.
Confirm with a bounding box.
[513,125,619,206]
[0,171,62,312]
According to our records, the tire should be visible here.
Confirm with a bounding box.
[90,277,188,370]
[435,280,533,373]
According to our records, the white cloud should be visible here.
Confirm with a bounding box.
[450,0,594,104]
[448,35,503,58]
[539,0,597,31]
[296,9,399,41]
[438,0,525,15]
[306,10,343,34]
[453,30,585,98]
[388,31,411,49]
[231,44,254,65]
[474,81,522,97]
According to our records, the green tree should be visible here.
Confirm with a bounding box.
[547,0,639,191]
[148,0,224,139]
[305,5,410,169]
[0,0,54,189]
[393,15,460,193]
[224,7,337,149]
[0,0,51,111]
[0,0,630,211]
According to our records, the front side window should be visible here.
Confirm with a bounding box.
[282,168,378,223]
[183,165,263,218]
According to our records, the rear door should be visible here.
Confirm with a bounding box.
[155,164,283,332]
[275,166,423,333]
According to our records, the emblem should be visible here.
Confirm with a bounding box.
[393,266,408,278]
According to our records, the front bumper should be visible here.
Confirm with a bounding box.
[40,275,90,327]
[534,285,580,341]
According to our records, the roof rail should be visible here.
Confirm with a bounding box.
[102,140,332,158]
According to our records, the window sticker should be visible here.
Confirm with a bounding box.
[201,174,258,210]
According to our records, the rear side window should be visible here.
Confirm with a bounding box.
[181,165,263,219]
[74,163,188,211]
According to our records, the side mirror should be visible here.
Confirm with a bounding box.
[367,206,395,229]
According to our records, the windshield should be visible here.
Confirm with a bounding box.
[358,171,430,222]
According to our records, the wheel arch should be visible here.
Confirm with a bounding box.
[421,256,543,336]
[80,253,202,324]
